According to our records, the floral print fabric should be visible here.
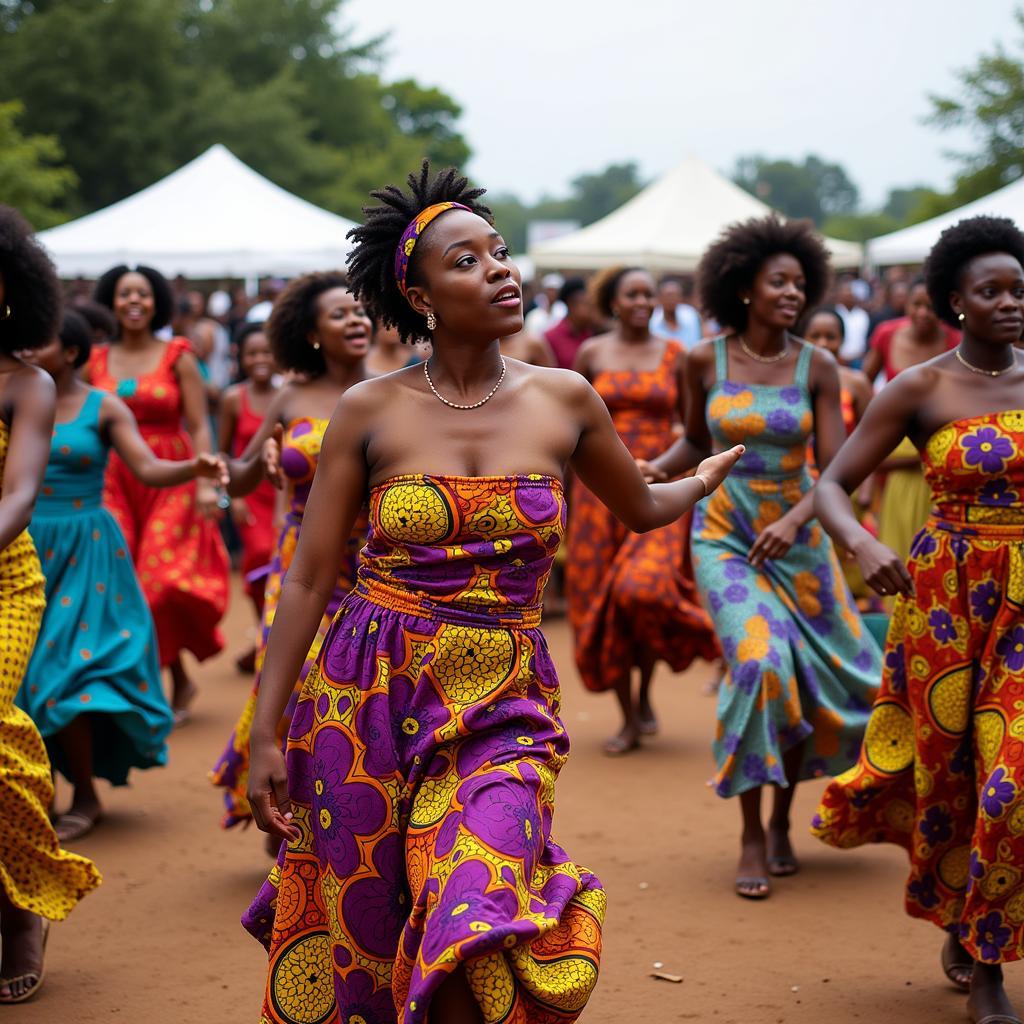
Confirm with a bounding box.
[245,474,604,1024]
[813,411,1024,964]
[692,338,881,798]
[567,339,719,693]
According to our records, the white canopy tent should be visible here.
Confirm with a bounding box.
[529,156,863,273]
[868,176,1024,266]
[38,144,357,279]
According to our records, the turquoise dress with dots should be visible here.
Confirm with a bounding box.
[16,389,173,785]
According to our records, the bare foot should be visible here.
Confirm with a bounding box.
[0,905,47,1003]
[170,660,198,726]
[968,962,1019,1023]
[736,837,769,899]
[766,823,799,877]
[603,722,641,756]
[942,931,973,992]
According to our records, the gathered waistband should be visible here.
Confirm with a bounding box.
[354,575,542,629]
[33,497,103,517]
[929,508,1024,539]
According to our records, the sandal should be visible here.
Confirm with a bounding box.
[971,1017,1023,1024]
[603,733,640,757]
[767,855,799,877]
[941,933,973,992]
[0,920,50,1004]
[735,876,770,900]
[54,809,101,843]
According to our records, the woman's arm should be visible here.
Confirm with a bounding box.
[104,393,227,488]
[217,385,241,455]
[568,375,742,533]
[175,349,220,517]
[226,386,292,496]
[647,344,714,478]
[814,373,927,596]
[0,369,55,551]
[528,335,557,368]
[247,387,371,841]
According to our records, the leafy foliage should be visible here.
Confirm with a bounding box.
[733,155,859,225]
[0,0,470,223]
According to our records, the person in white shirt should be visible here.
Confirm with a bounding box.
[650,277,702,349]
[834,275,871,365]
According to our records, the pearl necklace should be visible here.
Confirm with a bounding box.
[955,347,1016,377]
[738,334,789,363]
[423,358,507,410]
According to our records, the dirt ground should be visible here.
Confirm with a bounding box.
[16,582,1018,1024]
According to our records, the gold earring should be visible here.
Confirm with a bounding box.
[426,311,437,331]
[958,313,965,322]
[0,304,10,320]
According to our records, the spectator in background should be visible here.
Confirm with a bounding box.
[523,271,566,336]
[834,274,871,365]
[650,276,702,349]
[70,298,117,346]
[544,277,596,369]
[246,278,285,323]
[868,275,909,334]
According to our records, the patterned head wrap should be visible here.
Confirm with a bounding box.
[393,202,472,298]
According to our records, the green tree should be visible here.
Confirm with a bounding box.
[0,0,471,219]
[734,155,859,224]
[927,6,1024,206]
[0,100,77,228]
[562,162,644,225]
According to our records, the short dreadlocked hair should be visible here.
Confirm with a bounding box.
[346,161,492,343]
[697,215,830,331]
[924,215,1024,327]
[266,271,347,377]
[0,205,62,354]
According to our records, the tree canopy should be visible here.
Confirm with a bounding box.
[0,0,470,223]
[733,155,859,226]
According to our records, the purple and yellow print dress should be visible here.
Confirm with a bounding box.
[212,417,365,827]
[691,338,881,797]
[814,412,1024,964]
[245,474,604,1024]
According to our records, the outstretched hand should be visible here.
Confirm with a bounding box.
[694,445,745,496]
[195,452,230,488]
[263,424,285,489]
[248,738,301,843]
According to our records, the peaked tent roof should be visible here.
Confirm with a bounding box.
[529,156,862,273]
[38,144,357,278]
[868,175,1024,266]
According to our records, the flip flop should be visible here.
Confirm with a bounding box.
[54,810,100,843]
[971,1016,1023,1024]
[636,718,659,737]
[767,855,799,877]
[735,876,770,900]
[602,734,640,756]
[941,935,973,992]
[0,920,50,1004]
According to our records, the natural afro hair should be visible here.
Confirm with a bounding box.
[58,308,93,369]
[697,215,831,331]
[0,205,61,354]
[265,271,347,376]
[923,215,1024,327]
[71,299,116,342]
[93,264,174,333]
[346,161,491,343]
[590,266,648,319]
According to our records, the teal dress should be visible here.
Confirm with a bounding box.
[16,389,173,785]
[691,338,881,798]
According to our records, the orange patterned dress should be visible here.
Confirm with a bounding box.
[88,337,229,665]
[567,340,718,693]
[813,411,1024,963]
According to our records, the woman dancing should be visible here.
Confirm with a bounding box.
[0,207,100,1004]
[569,266,718,754]
[812,216,1024,1024]
[88,264,229,723]
[218,322,280,672]
[244,164,742,1024]
[647,216,881,899]
[211,273,371,828]
[17,310,227,841]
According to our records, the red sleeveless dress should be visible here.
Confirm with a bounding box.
[88,337,229,665]
[233,384,277,610]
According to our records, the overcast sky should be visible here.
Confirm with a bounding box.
[344,0,1018,209]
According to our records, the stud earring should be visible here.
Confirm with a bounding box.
[312,340,321,350]
[742,297,751,306]
[958,313,965,322]
[0,304,10,321]
[426,311,437,331]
